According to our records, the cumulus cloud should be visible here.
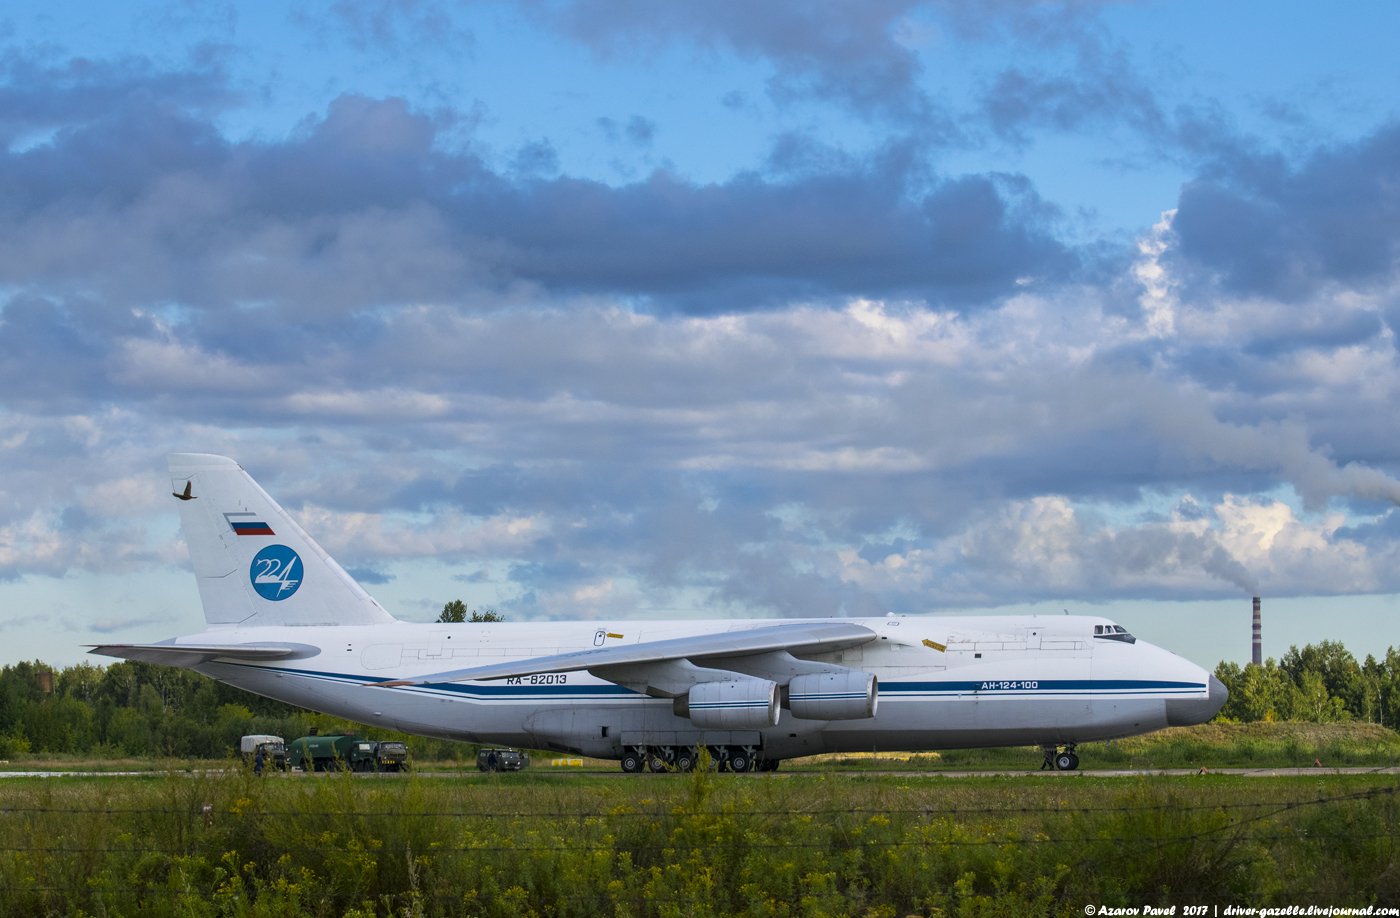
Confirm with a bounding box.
[838,491,1390,608]
[295,505,548,566]
[0,507,159,581]
[319,0,474,56]
[0,79,1076,320]
[0,51,234,147]
[982,46,1167,148]
[521,0,936,123]
[1171,123,1400,301]
[7,271,1400,616]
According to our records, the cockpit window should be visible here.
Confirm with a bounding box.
[1093,624,1136,644]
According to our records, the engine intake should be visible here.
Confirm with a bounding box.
[788,670,878,720]
[685,679,780,729]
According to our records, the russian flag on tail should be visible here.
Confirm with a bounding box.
[224,512,275,536]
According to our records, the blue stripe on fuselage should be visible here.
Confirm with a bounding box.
[883,679,1204,695]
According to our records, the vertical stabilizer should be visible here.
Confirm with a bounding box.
[168,453,396,627]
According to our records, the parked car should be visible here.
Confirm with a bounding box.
[477,747,528,772]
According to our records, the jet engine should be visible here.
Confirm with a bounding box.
[685,679,780,729]
[788,670,878,720]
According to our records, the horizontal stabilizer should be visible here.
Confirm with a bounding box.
[88,642,318,667]
[373,621,877,687]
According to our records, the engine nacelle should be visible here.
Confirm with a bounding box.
[788,670,878,720]
[686,679,780,729]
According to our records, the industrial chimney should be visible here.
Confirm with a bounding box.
[1251,596,1262,666]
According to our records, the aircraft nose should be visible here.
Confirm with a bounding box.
[1166,674,1229,727]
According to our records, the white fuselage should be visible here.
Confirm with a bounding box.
[180,614,1220,759]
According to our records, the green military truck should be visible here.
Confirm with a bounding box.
[288,734,409,772]
[362,739,409,772]
[239,734,287,771]
[288,734,356,771]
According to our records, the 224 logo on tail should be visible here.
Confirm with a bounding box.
[250,545,302,601]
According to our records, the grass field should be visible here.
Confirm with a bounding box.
[2,764,1398,916]
[3,721,1397,915]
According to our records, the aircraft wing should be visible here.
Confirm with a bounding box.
[88,642,318,667]
[374,621,878,687]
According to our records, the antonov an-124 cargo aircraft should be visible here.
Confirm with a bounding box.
[90,454,1227,772]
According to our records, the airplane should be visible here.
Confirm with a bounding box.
[90,453,1228,773]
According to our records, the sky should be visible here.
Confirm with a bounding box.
[3,1,1400,671]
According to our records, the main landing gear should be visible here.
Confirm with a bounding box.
[1040,744,1080,771]
[619,744,778,774]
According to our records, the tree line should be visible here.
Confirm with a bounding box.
[0,657,486,761]
[3,633,1399,760]
[1212,641,1400,725]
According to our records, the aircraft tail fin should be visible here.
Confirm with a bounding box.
[167,453,397,628]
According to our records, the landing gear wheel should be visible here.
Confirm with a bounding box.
[727,751,753,773]
[620,751,644,774]
[674,748,697,772]
[1041,743,1080,771]
[647,750,669,773]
